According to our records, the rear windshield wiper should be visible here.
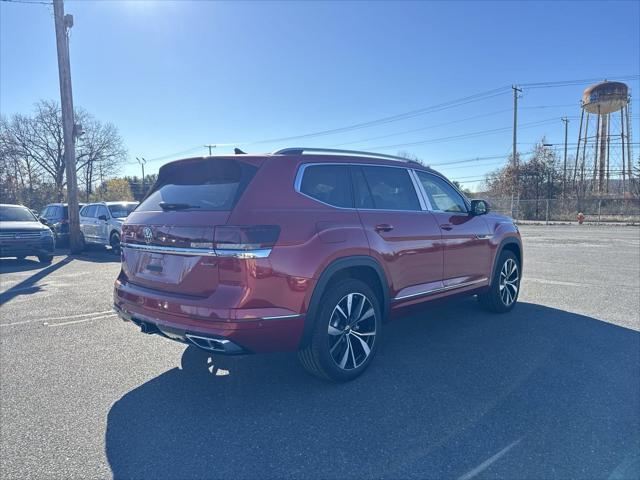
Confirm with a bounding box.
[158,202,201,211]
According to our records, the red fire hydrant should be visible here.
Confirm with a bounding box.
[577,212,585,225]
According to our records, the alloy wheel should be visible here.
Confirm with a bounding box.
[499,258,519,306]
[327,293,376,371]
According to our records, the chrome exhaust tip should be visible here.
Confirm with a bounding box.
[186,334,244,354]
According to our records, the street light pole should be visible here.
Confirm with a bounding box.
[53,0,82,253]
[136,157,147,197]
[561,117,569,199]
[511,85,522,219]
[204,144,216,156]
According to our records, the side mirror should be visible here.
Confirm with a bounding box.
[40,218,48,225]
[98,214,108,221]
[470,199,490,216]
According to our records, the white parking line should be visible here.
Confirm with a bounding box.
[0,310,115,328]
[0,319,39,327]
[41,310,115,322]
[457,438,522,480]
[46,313,117,327]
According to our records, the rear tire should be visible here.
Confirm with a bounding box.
[298,279,381,382]
[110,232,121,255]
[478,250,520,313]
[38,254,53,264]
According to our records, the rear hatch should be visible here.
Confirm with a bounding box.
[121,157,261,298]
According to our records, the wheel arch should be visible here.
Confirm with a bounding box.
[490,236,523,282]
[300,256,390,348]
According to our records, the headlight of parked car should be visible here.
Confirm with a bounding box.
[40,229,53,237]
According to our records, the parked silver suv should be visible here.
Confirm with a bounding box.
[79,201,138,253]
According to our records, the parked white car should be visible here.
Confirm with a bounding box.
[79,201,138,253]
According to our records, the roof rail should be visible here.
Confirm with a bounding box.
[272,147,415,163]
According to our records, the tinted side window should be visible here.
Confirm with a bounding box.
[51,206,62,218]
[416,171,468,213]
[352,167,374,209]
[83,205,97,218]
[360,166,420,211]
[41,207,50,217]
[96,206,109,219]
[299,165,353,208]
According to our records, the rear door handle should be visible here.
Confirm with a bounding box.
[440,224,453,231]
[375,224,394,233]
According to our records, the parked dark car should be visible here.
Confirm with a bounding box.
[39,203,85,245]
[113,148,522,381]
[0,204,55,263]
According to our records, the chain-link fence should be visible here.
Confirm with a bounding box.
[478,196,640,223]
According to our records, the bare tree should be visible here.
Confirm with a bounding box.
[0,100,127,205]
[75,110,127,201]
[396,150,424,165]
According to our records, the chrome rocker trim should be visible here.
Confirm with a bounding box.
[121,242,272,258]
[394,277,489,301]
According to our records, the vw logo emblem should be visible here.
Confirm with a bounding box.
[143,227,153,244]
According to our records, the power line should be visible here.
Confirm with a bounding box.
[129,75,640,165]
[520,103,578,109]
[520,74,640,89]
[0,0,51,4]
[135,88,513,164]
[369,118,559,151]
[234,88,512,146]
[330,108,514,148]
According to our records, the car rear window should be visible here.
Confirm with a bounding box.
[108,203,138,218]
[137,159,258,212]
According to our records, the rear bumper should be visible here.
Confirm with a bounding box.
[113,279,305,354]
[0,238,55,257]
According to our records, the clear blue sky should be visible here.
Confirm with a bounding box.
[2,0,639,189]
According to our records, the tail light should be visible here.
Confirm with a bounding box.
[213,225,280,258]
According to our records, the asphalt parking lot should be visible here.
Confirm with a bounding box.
[1,225,639,479]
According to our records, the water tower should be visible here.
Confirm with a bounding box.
[574,81,633,194]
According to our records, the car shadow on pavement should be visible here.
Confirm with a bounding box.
[105,300,640,480]
[0,256,74,305]
[74,246,120,263]
[0,245,117,273]
[0,257,51,274]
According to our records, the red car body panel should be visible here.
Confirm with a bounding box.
[113,152,521,354]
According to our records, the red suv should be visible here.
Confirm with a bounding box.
[113,148,522,381]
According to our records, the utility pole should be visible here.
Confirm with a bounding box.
[204,144,216,156]
[561,117,569,198]
[511,85,522,218]
[136,157,147,197]
[53,0,81,253]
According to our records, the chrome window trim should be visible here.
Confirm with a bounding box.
[408,169,431,211]
[394,277,488,301]
[121,242,271,258]
[294,162,428,212]
[412,169,471,214]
